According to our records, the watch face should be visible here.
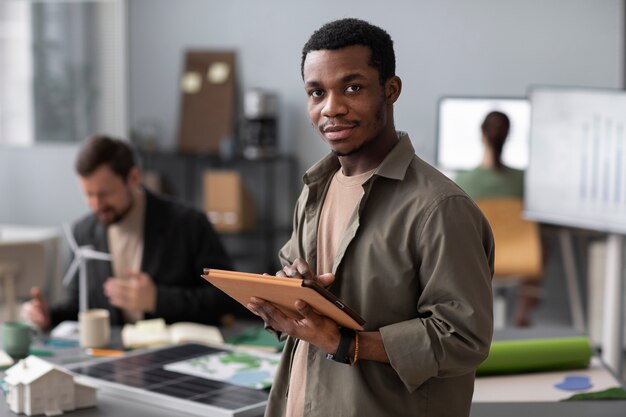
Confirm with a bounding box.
[326,327,355,364]
[325,352,350,364]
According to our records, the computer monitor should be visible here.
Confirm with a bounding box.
[436,96,531,171]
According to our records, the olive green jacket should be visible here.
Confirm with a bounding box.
[265,132,494,417]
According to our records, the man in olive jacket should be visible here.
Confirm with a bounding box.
[247,18,494,417]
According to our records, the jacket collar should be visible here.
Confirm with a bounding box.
[303,131,415,186]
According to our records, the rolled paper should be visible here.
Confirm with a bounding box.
[476,337,592,376]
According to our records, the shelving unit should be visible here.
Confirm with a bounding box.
[137,150,298,273]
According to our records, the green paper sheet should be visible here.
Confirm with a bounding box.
[565,387,626,401]
[476,336,592,376]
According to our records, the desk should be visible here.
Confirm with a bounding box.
[0,324,265,417]
[0,332,189,417]
[471,401,626,417]
[0,391,201,417]
[474,326,625,402]
[472,327,626,416]
[474,357,620,402]
[4,395,623,417]
[1,326,624,417]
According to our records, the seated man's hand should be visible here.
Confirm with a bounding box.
[20,286,51,331]
[103,271,156,313]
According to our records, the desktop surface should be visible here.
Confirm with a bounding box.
[68,343,269,417]
[0,322,272,417]
[471,401,626,417]
[1,325,624,417]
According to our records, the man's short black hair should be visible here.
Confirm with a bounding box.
[75,135,136,180]
[301,18,396,84]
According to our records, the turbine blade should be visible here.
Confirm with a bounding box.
[80,248,112,261]
[62,223,78,252]
[62,259,80,286]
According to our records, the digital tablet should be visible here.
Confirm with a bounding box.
[202,269,365,331]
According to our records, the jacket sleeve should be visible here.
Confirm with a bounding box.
[379,195,494,392]
[150,210,254,325]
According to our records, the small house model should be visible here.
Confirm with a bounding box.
[4,355,96,416]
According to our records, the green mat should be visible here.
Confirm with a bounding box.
[226,326,285,352]
[476,336,592,376]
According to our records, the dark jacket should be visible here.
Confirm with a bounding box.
[52,190,248,326]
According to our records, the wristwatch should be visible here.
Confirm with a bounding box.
[326,327,355,364]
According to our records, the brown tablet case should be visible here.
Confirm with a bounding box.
[202,269,365,331]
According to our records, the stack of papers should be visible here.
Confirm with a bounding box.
[121,318,223,349]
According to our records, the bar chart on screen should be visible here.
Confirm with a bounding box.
[525,86,626,374]
[526,87,626,233]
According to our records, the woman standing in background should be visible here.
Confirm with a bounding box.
[455,111,523,200]
[456,111,539,327]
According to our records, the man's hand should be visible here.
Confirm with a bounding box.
[276,257,335,288]
[103,270,157,312]
[249,258,340,352]
[247,297,341,353]
[20,287,51,331]
[254,258,389,363]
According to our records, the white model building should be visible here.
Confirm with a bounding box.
[4,355,97,416]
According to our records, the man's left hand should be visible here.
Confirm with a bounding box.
[247,297,341,354]
[103,271,157,312]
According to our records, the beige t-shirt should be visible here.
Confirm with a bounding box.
[285,167,374,417]
[106,188,146,323]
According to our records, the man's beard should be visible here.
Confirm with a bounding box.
[332,141,369,157]
[331,129,380,157]
[99,193,134,225]
[331,107,385,158]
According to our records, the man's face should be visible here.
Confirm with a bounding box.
[78,164,135,225]
[303,45,389,157]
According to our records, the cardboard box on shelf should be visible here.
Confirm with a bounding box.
[203,170,255,232]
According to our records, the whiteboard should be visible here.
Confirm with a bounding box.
[525,87,626,233]
[436,97,531,171]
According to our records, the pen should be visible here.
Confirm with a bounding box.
[45,339,79,348]
[29,348,55,357]
[86,348,125,357]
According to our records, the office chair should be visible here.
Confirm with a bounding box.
[475,198,543,329]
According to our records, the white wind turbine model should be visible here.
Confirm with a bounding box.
[62,224,112,313]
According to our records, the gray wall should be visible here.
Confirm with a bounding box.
[0,0,623,227]
[129,0,623,172]
[0,144,85,226]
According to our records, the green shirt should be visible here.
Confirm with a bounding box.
[454,166,524,200]
[265,133,494,417]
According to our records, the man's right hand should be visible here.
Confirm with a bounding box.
[20,287,51,331]
[276,258,335,288]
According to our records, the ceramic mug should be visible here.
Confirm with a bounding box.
[79,309,110,348]
[2,321,36,358]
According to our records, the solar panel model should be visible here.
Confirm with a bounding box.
[69,343,269,417]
